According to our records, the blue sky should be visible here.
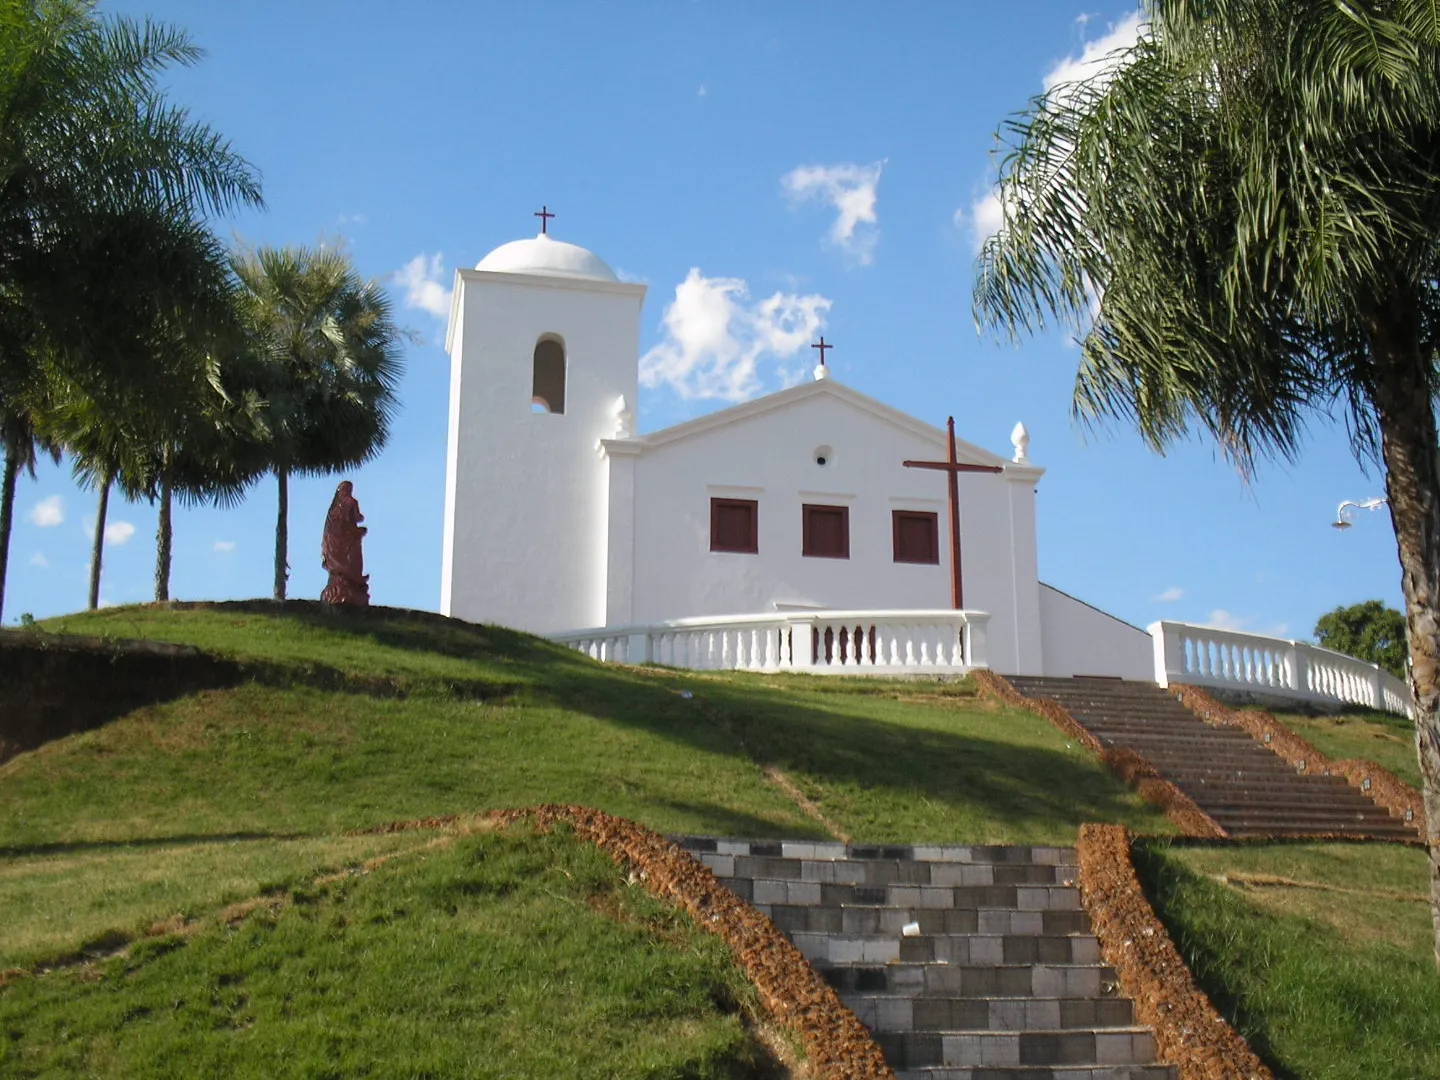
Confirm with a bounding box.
[7,1,1403,638]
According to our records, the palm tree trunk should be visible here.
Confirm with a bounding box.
[274,467,288,602]
[154,476,173,602]
[1369,316,1440,970]
[89,466,114,610]
[0,446,19,625]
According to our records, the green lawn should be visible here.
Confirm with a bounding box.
[4,604,1171,850]
[0,827,780,1080]
[1265,707,1421,790]
[1134,839,1440,1080]
[0,603,1175,1075]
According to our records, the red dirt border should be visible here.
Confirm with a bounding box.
[1171,684,1423,841]
[973,671,1227,839]
[379,806,894,1079]
[1076,824,1273,1080]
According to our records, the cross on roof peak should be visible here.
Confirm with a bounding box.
[811,336,833,366]
[534,205,555,235]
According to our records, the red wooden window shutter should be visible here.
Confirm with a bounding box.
[802,504,849,559]
[893,510,939,564]
[710,498,758,553]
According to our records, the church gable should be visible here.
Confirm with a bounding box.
[613,379,1008,469]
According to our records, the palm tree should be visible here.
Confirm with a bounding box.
[231,245,404,601]
[41,342,267,608]
[0,375,60,619]
[973,0,1440,963]
[0,0,261,621]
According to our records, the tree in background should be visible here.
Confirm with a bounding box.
[973,0,1440,964]
[231,245,404,602]
[1315,601,1409,681]
[0,0,261,621]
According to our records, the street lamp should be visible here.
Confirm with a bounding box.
[1332,497,1388,530]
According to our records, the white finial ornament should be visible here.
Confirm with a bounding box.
[811,336,832,380]
[613,394,635,438]
[1010,422,1030,464]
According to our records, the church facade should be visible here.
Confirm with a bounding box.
[441,230,1152,679]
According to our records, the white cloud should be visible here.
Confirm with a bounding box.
[1204,609,1247,631]
[1203,610,1290,638]
[105,520,135,545]
[961,189,1010,254]
[1153,586,1184,603]
[29,552,48,569]
[214,540,236,554]
[395,253,452,319]
[639,269,831,402]
[1043,11,1144,98]
[781,161,885,266]
[962,12,1144,255]
[26,495,64,528]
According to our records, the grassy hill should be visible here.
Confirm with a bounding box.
[1136,839,1440,1080]
[0,602,1169,1078]
[3,603,1434,1079]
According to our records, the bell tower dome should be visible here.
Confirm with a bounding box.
[441,227,646,632]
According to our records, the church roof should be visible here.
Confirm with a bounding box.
[475,234,618,282]
[607,377,1021,472]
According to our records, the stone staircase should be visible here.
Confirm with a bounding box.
[1005,676,1418,841]
[676,836,1177,1080]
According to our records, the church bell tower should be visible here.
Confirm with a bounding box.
[441,224,647,633]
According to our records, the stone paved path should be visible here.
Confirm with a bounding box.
[676,836,1177,1080]
[1005,676,1418,841]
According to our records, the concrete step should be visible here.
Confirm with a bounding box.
[896,1066,1178,1080]
[788,931,1102,967]
[876,1026,1159,1069]
[703,853,1076,886]
[817,962,1121,998]
[756,902,1093,937]
[843,995,1137,1032]
[725,878,1084,911]
[1002,676,1422,842]
[674,834,1173,1075]
[674,836,1076,865]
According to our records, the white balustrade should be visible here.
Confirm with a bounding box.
[550,610,990,676]
[1149,620,1413,717]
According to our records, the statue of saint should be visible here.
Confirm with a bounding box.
[321,480,370,608]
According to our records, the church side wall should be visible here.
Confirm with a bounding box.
[627,395,1028,674]
[439,302,466,615]
[445,275,641,634]
[1004,470,1045,675]
[1038,583,1153,680]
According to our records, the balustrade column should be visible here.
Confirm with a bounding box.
[785,616,817,672]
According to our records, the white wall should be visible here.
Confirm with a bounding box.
[1039,583,1153,680]
[610,387,1042,675]
[443,268,645,633]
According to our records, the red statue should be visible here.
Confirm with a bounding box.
[321,480,370,608]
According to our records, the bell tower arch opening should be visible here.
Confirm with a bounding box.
[532,334,566,414]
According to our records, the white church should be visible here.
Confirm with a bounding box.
[439,226,1162,681]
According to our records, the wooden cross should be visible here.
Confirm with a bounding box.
[534,205,555,234]
[811,336,833,367]
[903,417,1003,609]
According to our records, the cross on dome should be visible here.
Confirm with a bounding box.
[811,336,833,366]
[533,205,555,235]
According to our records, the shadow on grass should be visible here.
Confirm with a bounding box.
[1131,838,1298,1080]
[26,604,1162,841]
[522,652,1159,839]
[0,831,314,860]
